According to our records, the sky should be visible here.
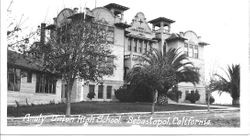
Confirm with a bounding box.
[5,0,249,83]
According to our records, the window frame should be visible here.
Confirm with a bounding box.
[106,86,112,99]
[194,45,199,58]
[98,85,104,99]
[35,73,57,94]
[184,43,189,56]
[188,44,194,58]
[27,71,32,83]
[134,39,137,52]
[7,67,21,91]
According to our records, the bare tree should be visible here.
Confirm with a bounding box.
[7,0,39,52]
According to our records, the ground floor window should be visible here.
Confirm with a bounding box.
[8,67,21,91]
[98,85,104,99]
[36,73,57,94]
[107,86,112,99]
[89,85,95,93]
[27,71,32,83]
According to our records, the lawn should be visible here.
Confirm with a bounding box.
[8,101,220,117]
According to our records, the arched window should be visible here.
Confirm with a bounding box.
[188,44,194,57]
[194,45,198,58]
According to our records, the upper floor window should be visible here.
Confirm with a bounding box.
[128,38,132,51]
[144,41,148,53]
[139,40,143,53]
[107,26,114,44]
[194,45,198,58]
[184,43,199,59]
[134,40,137,52]
[188,44,193,58]
[149,42,152,51]
[184,43,188,56]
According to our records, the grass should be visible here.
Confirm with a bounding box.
[8,101,220,117]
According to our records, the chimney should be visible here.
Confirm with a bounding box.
[73,8,79,14]
[40,23,46,44]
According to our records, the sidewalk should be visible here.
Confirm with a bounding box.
[169,102,239,109]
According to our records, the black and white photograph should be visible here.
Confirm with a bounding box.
[1,0,250,136]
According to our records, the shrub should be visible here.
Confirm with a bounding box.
[185,90,200,103]
[49,100,55,105]
[133,84,153,102]
[167,90,182,102]
[114,86,135,102]
[87,92,96,100]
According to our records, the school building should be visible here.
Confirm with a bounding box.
[7,3,209,105]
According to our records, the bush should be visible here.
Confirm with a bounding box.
[132,84,153,102]
[114,86,135,102]
[115,84,153,103]
[87,92,96,100]
[167,90,182,102]
[206,95,215,104]
[185,90,200,103]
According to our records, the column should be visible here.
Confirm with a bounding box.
[103,85,107,101]
[160,22,164,53]
[130,38,133,68]
[121,12,124,22]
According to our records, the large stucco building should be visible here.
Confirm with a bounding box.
[7,3,209,105]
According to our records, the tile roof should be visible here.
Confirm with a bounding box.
[7,50,43,71]
[148,17,175,27]
[104,3,129,11]
[166,33,187,41]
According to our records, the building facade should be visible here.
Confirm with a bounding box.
[7,51,62,106]
[7,3,208,105]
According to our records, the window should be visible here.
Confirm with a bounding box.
[184,43,188,56]
[8,68,21,91]
[124,67,129,80]
[27,71,32,83]
[107,26,114,43]
[134,39,137,52]
[89,85,95,93]
[149,42,152,51]
[36,73,57,94]
[188,44,194,57]
[194,67,200,73]
[128,38,132,51]
[139,40,143,53]
[144,41,148,53]
[107,57,114,74]
[194,45,198,58]
[98,85,104,99]
[107,86,112,99]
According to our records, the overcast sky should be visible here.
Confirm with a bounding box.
[5,0,249,81]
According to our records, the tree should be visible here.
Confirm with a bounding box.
[126,48,200,113]
[31,14,115,116]
[7,0,39,53]
[209,64,240,105]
